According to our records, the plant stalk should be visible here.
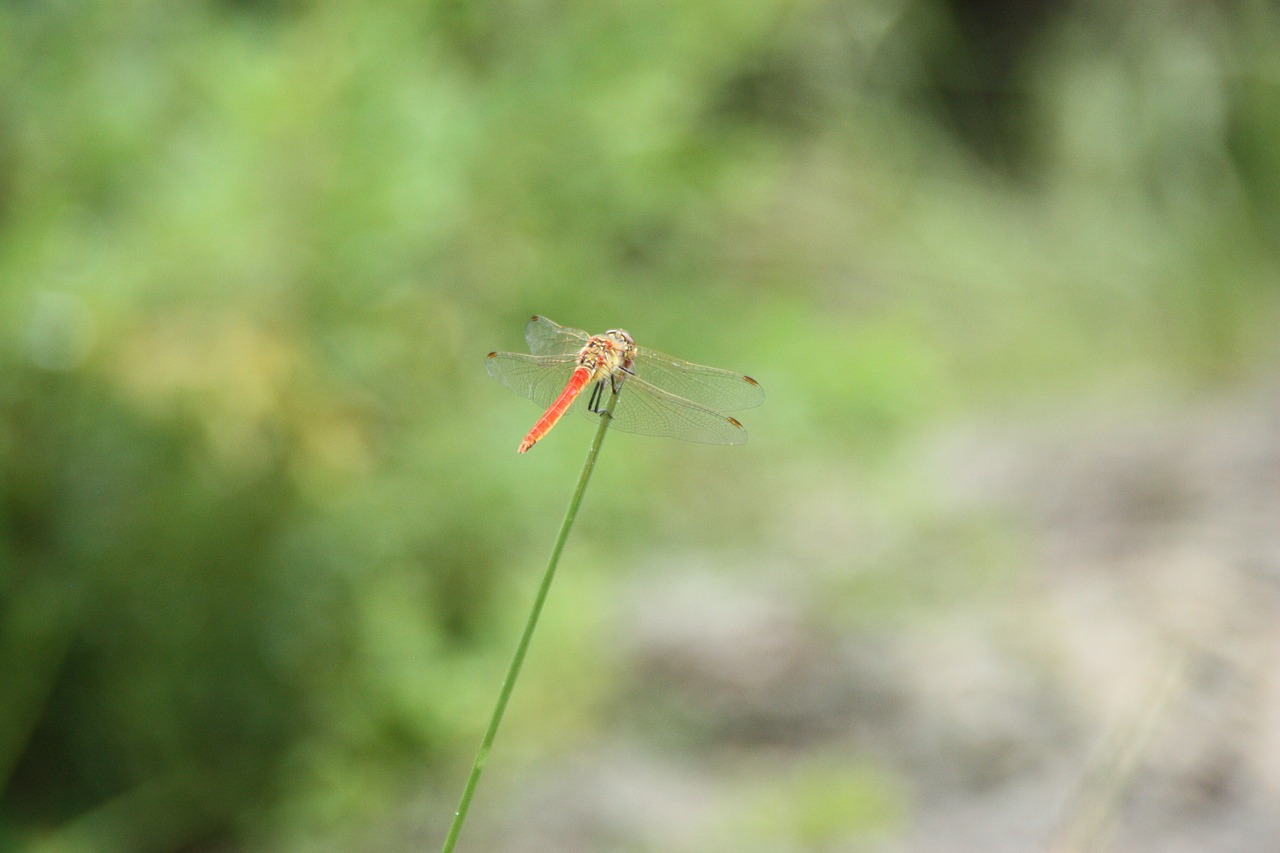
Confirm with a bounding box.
[440,389,619,853]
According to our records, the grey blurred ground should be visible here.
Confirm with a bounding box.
[434,384,1280,853]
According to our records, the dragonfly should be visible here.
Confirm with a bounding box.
[487,315,764,453]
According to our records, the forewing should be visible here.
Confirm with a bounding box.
[631,345,764,413]
[486,351,581,408]
[524,315,591,357]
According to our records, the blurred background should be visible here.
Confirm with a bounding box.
[3,1,1280,851]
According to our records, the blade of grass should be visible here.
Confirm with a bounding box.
[440,388,619,853]
[1046,643,1191,853]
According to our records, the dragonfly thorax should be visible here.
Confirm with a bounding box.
[578,330,637,381]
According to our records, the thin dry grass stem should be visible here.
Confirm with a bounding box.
[1046,644,1192,853]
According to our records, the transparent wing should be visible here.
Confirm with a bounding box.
[524,315,590,357]
[580,376,750,445]
[493,317,762,444]
[630,345,764,412]
[489,352,753,444]
[486,351,581,408]
[524,316,763,413]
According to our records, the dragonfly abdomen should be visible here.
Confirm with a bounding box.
[518,366,593,453]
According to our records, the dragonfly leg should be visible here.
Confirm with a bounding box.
[587,380,618,420]
[610,366,634,395]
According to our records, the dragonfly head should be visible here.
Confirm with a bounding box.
[603,328,636,374]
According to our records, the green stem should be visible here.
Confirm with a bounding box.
[440,389,619,853]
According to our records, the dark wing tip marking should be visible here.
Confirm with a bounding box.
[743,375,760,387]
[727,416,744,428]
[487,351,498,358]
[528,314,541,321]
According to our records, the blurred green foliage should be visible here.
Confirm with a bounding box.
[2,0,1279,850]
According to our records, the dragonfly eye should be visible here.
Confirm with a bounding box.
[606,329,634,346]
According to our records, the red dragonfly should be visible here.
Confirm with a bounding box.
[487,315,764,453]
